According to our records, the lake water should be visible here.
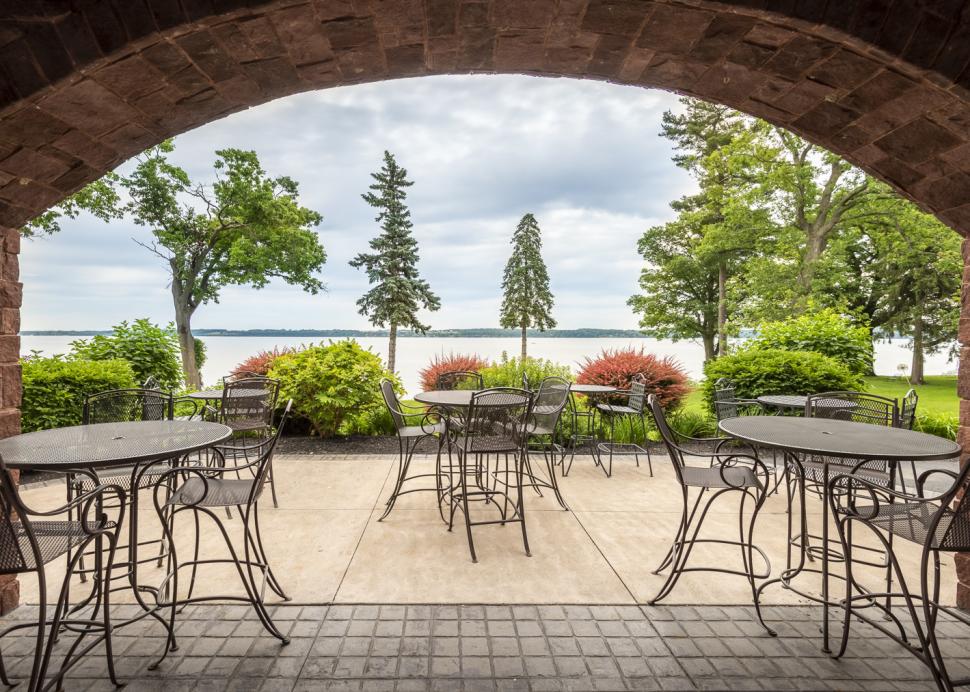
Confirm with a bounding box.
[21,335,957,396]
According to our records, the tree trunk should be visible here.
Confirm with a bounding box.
[520,324,527,362]
[702,332,716,362]
[717,260,729,356]
[172,283,201,388]
[388,323,397,373]
[910,316,924,385]
[795,228,827,311]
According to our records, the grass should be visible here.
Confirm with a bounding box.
[681,375,958,417]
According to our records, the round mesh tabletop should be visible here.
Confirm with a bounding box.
[718,416,960,461]
[569,384,617,395]
[0,421,233,470]
[757,394,807,409]
[414,390,529,407]
[187,388,267,400]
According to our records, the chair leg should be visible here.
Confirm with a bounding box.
[460,450,477,563]
[250,502,289,601]
[379,436,412,521]
[268,458,279,509]
[516,450,531,557]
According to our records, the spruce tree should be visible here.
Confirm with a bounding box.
[500,213,556,361]
[350,151,440,373]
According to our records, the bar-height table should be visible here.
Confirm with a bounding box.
[718,415,960,652]
[563,384,617,475]
[0,420,232,646]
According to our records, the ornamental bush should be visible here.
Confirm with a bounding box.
[69,319,183,390]
[749,308,874,376]
[418,353,489,392]
[267,340,399,437]
[479,353,572,389]
[21,355,136,432]
[701,348,864,414]
[577,347,690,408]
[232,346,300,378]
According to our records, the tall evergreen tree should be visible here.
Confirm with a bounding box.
[350,150,439,373]
[500,213,556,361]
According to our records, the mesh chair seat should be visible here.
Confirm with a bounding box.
[861,501,970,551]
[227,418,271,432]
[681,465,760,490]
[399,422,446,438]
[802,457,891,488]
[168,477,257,508]
[2,520,111,571]
[76,464,175,493]
[596,403,637,416]
[529,424,556,436]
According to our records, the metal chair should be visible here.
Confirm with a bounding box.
[523,377,570,509]
[445,388,533,562]
[712,382,765,421]
[830,462,970,690]
[593,375,652,478]
[435,371,483,391]
[899,389,919,430]
[645,394,771,615]
[150,401,294,661]
[211,377,282,507]
[0,458,124,691]
[75,388,179,581]
[378,379,447,521]
[142,375,159,390]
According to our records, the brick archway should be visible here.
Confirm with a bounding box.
[2,0,970,609]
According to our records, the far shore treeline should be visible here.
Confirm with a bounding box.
[22,328,648,339]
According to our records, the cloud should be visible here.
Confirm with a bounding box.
[20,75,695,331]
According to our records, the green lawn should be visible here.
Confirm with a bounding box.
[683,375,958,416]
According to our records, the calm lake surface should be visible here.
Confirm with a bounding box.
[21,335,956,396]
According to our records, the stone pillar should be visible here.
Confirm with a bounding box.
[0,226,20,614]
[957,238,970,609]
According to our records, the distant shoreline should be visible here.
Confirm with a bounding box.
[22,328,648,338]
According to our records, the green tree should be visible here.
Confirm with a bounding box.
[631,98,770,360]
[350,151,439,373]
[69,318,184,389]
[500,213,556,361]
[122,141,325,387]
[629,216,719,360]
[872,205,961,384]
[21,177,122,237]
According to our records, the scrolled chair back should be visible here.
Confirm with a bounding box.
[220,376,280,430]
[805,391,898,427]
[646,394,688,485]
[899,388,919,430]
[435,370,484,391]
[461,388,533,452]
[380,378,406,431]
[530,377,570,433]
[0,457,29,574]
[83,388,174,424]
[713,383,740,421]
[627,374,647,413]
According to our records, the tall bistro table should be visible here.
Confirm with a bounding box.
[718,415,960,652]
[0,420,232,632]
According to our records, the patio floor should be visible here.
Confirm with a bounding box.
[4,453,963,690]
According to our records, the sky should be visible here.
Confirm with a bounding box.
[20,75,695,331]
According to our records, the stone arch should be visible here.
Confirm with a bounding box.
[1,0,970,610]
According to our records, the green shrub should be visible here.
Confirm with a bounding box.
[749,308,873,376]
[267,340,400,437]
[194,337,207,370]
[479,353,572,389]
[914,411,958,440]
[701,349,864,414]
[665,408,718,439]
[70,319,183,389]
[21,356,136,432]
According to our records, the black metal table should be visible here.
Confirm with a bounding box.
[0,421,232,640]
[414,390,530,408]
[757,394,808,411]
[718,416,960,652]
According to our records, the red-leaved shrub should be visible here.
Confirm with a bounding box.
[419,353,489,392]
[577,348,690,408]
[232,347,299,378]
